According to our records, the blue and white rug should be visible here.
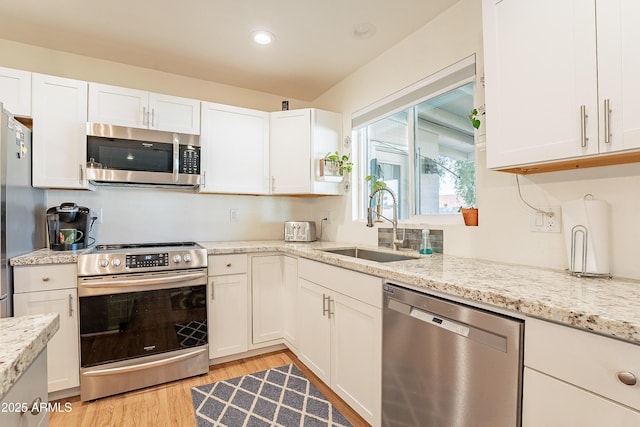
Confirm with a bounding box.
[191,364,353,427]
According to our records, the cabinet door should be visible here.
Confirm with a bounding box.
[200,103,269,194]
[208,274,248,358]
[282,256,298,349]
[597,0,640,153]
[523,368,640,426]
[270,109,311,194]
[32,73,89,189]
[14,289,80,393]
[331,291,381,426]
[148,92,200,134]
[251,256,284,344]
[297,278,331,383]
[0,66,31,117]
[483,0,598,168]
[88,83,148,129]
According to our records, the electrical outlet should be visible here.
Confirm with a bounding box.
[229,208,239,222]
[530,206,561,233]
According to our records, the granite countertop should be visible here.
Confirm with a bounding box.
[200,240,640,344]
[0,313,59,401]
[10,241,640,344]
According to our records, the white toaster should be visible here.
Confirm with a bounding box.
[284,221,317,242]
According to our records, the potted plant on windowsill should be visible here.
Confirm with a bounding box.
[453,159,478,226]
[365,173,386,222]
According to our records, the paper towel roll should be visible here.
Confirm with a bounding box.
[562,195,610,275]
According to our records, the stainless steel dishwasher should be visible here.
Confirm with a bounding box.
[382,283,523,427]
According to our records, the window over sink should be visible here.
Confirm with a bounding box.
[353,55,477,221]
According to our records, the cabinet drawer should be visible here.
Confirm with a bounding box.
[525,317,640,411]
[14,263,77,293]
[298,258,382,308]
[208,254,247,276]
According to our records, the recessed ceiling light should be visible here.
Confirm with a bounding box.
[251,30,275,45]
[353,22,376,39]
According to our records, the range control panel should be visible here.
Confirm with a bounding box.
[126,253,169,268]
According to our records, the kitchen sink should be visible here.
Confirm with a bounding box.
[320,247,419,263]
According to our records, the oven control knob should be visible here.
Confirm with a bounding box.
[100,259,109,268]
[112,258,122,267]
[173,255,182,263]
[184,254,192,263]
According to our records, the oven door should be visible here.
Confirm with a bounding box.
[78,269,208,368]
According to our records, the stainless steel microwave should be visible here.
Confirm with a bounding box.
[85,123,201,188]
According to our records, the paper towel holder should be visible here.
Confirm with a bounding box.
[569,224,612,279]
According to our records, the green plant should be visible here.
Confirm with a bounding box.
[325,151,353,176]
[365,173,386,193]
[468,106,485,130]
[452,160,476,208]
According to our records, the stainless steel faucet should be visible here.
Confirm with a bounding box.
[366,187,403,250]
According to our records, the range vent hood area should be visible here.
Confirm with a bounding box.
[85,123,201,189]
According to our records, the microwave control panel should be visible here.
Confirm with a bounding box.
[180,145,200,175]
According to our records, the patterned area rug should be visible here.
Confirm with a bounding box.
[191,364,354,427]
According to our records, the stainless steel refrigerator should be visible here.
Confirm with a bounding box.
[0,103,45,317]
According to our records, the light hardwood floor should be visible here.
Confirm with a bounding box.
[50,349,369,427]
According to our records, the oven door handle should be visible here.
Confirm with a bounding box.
[81,271,206,288]
[81,348,207,377]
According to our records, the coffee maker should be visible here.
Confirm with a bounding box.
[46,202,95,251]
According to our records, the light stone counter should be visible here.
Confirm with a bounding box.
[10,241,640,344]
[200,240,640,344]
[0,313,59,400]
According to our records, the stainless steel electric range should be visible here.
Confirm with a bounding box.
[77,242,209,401]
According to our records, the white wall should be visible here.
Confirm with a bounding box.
[314,0,640,280]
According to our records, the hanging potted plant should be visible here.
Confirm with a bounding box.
[320,151,353,181]
[365,173,386,222]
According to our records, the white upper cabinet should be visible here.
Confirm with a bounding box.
[270,108,342,195]
[32,73,90,189]
[596,0,640,154]
[0,66,31,117]
[200,102,270,194]
[483,0,640,171]
[88,83,201,134]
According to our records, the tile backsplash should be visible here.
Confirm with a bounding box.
[378,228,443,253]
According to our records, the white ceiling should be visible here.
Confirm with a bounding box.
[0,0,459,101]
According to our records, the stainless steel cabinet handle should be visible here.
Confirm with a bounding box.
[79,164,85,184]
[202,171,206,187]
[41,276,50,282]
[617,371,637,386]
[143,106,148,126]
[151,108,156,127]
[580,105,588,148]
[328,297,335,319]
[604,99,611,144]
[68,294,73,317]
[322,294,329,317]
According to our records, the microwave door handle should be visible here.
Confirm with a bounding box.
[173,133,179,182]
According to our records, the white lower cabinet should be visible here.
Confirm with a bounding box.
[523,317,640,426]
[207,255,249,359]
[0,350,48,427]
[251,255,298,348]
[298,259,382,426]
[13,264,79,393]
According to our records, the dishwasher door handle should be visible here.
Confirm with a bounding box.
[409,306,470,338]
